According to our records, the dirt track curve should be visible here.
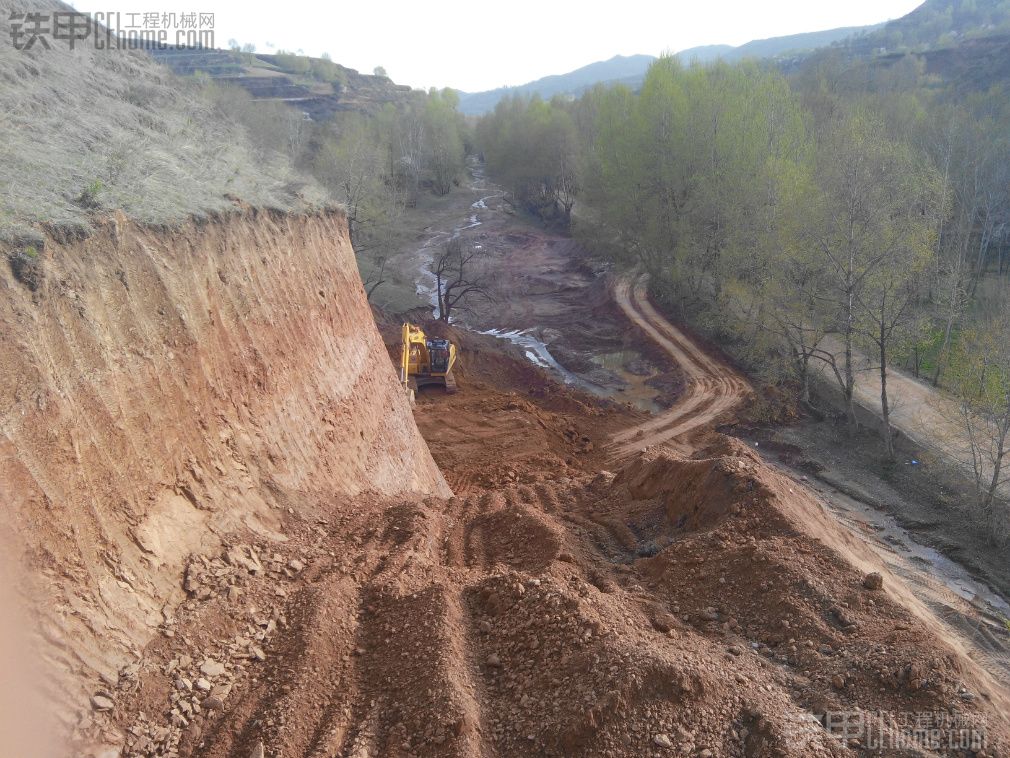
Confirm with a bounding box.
[611,274,751,457]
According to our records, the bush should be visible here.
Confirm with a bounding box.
[309,58,347,85]
[275,51,310,76]
[77,179,104,209]
[9,246,44,291]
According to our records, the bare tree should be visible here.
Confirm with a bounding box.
[431,238,493,322]
[364,256,387,301]
[283,108,309,160]
[856,268,930,459]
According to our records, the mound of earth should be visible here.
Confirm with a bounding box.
[94,368,1008,758]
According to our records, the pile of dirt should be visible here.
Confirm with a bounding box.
[612,449,757,532]
[10,205,1009,756]
[92,373,1008,757]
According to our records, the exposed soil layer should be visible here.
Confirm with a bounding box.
[96,342,1010,758]
[0,208,447,743]
[12,202,1010,758]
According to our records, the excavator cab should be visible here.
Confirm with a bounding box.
[428,338,451,374]
[400,323,457,398]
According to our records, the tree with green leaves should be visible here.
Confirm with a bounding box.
[477,95,583,227]
[804,113,941,429]
[949,310,1010,530]
[423,88,466,196]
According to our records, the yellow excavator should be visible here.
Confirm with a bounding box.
[400,322,458,396]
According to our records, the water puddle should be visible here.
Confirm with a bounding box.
[819,478,1010,618]
[479,328,604,394]
[589,350,664,414]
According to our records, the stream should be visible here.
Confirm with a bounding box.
[408,163,616,399]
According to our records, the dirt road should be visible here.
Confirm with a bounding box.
[610,274,751,457]
[816,336,1006,496]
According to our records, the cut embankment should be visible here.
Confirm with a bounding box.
[0,207,448,735]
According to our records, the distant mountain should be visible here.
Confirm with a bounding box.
[458,2,1010,118]
[677,24,881,64]
[457,24,882,116]
[673,45,734,64]
[802,0,1010,95]
[457,54,656,115]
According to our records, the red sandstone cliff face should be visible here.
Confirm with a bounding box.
[0,207,448,725]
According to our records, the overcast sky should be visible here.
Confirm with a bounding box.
[75,0,924,91]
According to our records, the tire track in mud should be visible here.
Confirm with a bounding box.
[610,274,750,457]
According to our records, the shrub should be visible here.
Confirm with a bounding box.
[77,179,104,209]
[309,58,346,85]
[9,247,44,291]
[275,51,310,76]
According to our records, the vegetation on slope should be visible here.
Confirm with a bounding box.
[0,9,471,314]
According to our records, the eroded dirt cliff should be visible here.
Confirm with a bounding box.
[0,207,448,738]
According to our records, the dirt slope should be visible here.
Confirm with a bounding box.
[99,335,1010,757]
[14,208,1009,756]
[0,208,447,747]
[816,335,1009,499]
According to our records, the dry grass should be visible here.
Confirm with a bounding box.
[0,0,325,238]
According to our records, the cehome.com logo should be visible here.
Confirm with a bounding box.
[9,10,215,51]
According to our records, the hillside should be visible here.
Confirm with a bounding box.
[0,0,319,237]
[677,23,881,64]
[797,0,1010,93]
[146,47,418,120]
[854,0,1010,53]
